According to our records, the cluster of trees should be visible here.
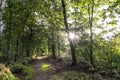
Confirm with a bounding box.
[0,0,120,73]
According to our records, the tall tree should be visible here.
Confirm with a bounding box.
[61,0,77,66]
[87,0,94,66]
[6,0,12,60]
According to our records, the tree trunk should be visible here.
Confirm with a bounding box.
[7,0,12,60]
[26,27,32,57]
[0,0,3,9]
[57,27,60,57]
[14,32,20,62]
[47,37,50,57]
[61,0,77,66]
[52,27,56,59]
[0,0,2,52]
[88,0,94,66]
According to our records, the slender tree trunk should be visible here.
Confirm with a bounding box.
[0,0,2,51]
[51,27,56,59]
[0,0,3,8]
[22,37,25,57]
[61,0,77,66]
[47,36,50,57]
[0,1,3,58]
[88,0,94,66]
[57,27,60,56]
[14,32,20,62]
[26,27,32,57]
[7,0,12,60]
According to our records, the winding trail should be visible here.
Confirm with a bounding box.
[30,57,66,80]
[31,58,52,80]
[30,57,95,80]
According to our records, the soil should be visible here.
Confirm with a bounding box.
[30,57,119,80]
[30,57,91,80]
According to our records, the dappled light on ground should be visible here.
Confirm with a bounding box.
[40,63,51,71]
[36,56,48,59]
[32,55,48,60]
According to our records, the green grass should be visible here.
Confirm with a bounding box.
[22,65,34,80]
[40,63,51,71]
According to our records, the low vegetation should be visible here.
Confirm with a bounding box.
[50,71,102,80]
[0,64,18,80]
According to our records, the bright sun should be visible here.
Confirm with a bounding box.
[69,32,76,40]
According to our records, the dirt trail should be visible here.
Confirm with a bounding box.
[31,57,65,80]
[30,57,90,80]
[31,58,51,80]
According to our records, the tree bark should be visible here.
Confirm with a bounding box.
[57,27,60,57]
[52,27,56,59]
[7,0,12,60]
[14,32,20,62]
[0,0,3,8]
[26,26,32,57]
[61,0,77,66]
[0,0,3,52]
[88,0,94,66]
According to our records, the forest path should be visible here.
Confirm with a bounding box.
[30,56,93,80]
[30,57,67,80]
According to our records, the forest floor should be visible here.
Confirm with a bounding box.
[30,57,70,80]
[30,56,119,80]
[30,57,59,80]
[30,56,95,80]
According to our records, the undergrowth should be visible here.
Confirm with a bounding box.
[50,71,102,80]
[0,64,18,80]
[8,58,34,80]
[22,65,34,80]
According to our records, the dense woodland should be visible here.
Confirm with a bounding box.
[0,0,120,80]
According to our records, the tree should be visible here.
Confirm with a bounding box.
[87,0,94,66]
[61,0,77,66]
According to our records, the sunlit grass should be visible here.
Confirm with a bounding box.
[40,63,51,71]
[22,65,34,80]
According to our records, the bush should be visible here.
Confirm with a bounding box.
[8,62,34,80]
[18,57,32,66]
[22,65,34,80]
[0,64,18,80]
[8,62,23,73]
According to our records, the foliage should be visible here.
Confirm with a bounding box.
[18,57,32,66]
[22,65,34,80]
[0,64,18,80]
[8,58,34,80]
[8,57,32,73]
[8,62,23,73]
[8,62,34,80]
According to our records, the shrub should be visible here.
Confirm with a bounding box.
[22,65,34,80]
[18,57,32,66]
[8,62,23,73]
[0,64,18,80]
[8,62,34,80]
